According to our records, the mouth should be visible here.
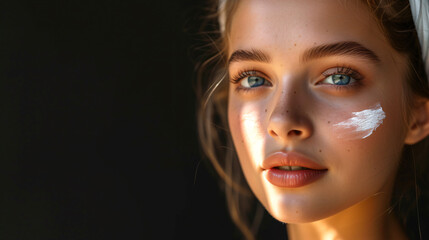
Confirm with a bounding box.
[263,152,327,188]
[275,166,311,171]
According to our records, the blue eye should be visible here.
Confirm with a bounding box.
[241,76,269,88]
[323,74,353,85]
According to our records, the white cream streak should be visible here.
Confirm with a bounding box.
[333,104,386,139]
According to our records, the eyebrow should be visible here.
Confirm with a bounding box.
[302,41,381,64]
[228,41,381,66]
[228,48,271,64]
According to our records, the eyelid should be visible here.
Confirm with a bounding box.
[321,66,363,80]
[229,69,270,84]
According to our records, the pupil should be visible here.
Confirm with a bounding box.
[333,74,350,85]
[249,76,263,87]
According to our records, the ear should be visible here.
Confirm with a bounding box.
[405,99,429,145]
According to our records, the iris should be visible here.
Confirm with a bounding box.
[330,74,350,85]
[243,76,267,88]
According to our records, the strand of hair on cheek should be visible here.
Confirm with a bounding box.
[202,70,226,111]
[225,145,255,240]
[195,43,253,195]
[197,84,252,196]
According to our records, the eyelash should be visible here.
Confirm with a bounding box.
[321,66,363,81]
[230,66,364,92]
[230,69,258,84]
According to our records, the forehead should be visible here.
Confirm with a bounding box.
[228,0,389,60]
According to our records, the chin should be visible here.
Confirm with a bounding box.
[260,194,342,224]
[266,207,327,224]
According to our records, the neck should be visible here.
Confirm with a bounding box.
[286,193,408,240]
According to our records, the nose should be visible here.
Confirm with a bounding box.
[267,90,313,143]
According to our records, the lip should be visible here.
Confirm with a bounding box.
[262,151,327,188]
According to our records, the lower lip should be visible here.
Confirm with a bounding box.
[264,168,327,188]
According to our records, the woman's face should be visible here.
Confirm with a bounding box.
[227,0,410,223]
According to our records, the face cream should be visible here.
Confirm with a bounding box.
[333,103,386,140]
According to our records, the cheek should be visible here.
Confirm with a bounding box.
[324,102,405,191]
[228,101,271,207]
[228,104,267,167]
[241,112,265,142]
[331,103,386,140]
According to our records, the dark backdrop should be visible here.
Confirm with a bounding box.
[0,1,284,239]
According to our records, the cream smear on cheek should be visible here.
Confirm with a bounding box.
[333,103,386,140]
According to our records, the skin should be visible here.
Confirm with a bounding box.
[226,0,422,239]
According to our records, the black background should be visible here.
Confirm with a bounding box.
[0,0,284,239]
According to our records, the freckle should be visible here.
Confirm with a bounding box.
[313,42,317,45]
[294,91,296,94]
[286,110,289,113]
[265,109,267,112]
[347,149,350,152]
[241,140,244,143]
[319,149,322,153]
[298,35,301,38]
[296,210,299,214]
[294,43,296,46]
[328,121,331,124]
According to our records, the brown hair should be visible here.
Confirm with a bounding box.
[196,0,429,239]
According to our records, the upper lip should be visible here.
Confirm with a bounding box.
[262,151,327,170]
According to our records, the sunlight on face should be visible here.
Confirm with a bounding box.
[227,0,409,223]
[240,109,265,166]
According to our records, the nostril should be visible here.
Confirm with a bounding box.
[288,130,302,136]
[269,130,278,137]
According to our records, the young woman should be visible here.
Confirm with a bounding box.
[197,0,429,239]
